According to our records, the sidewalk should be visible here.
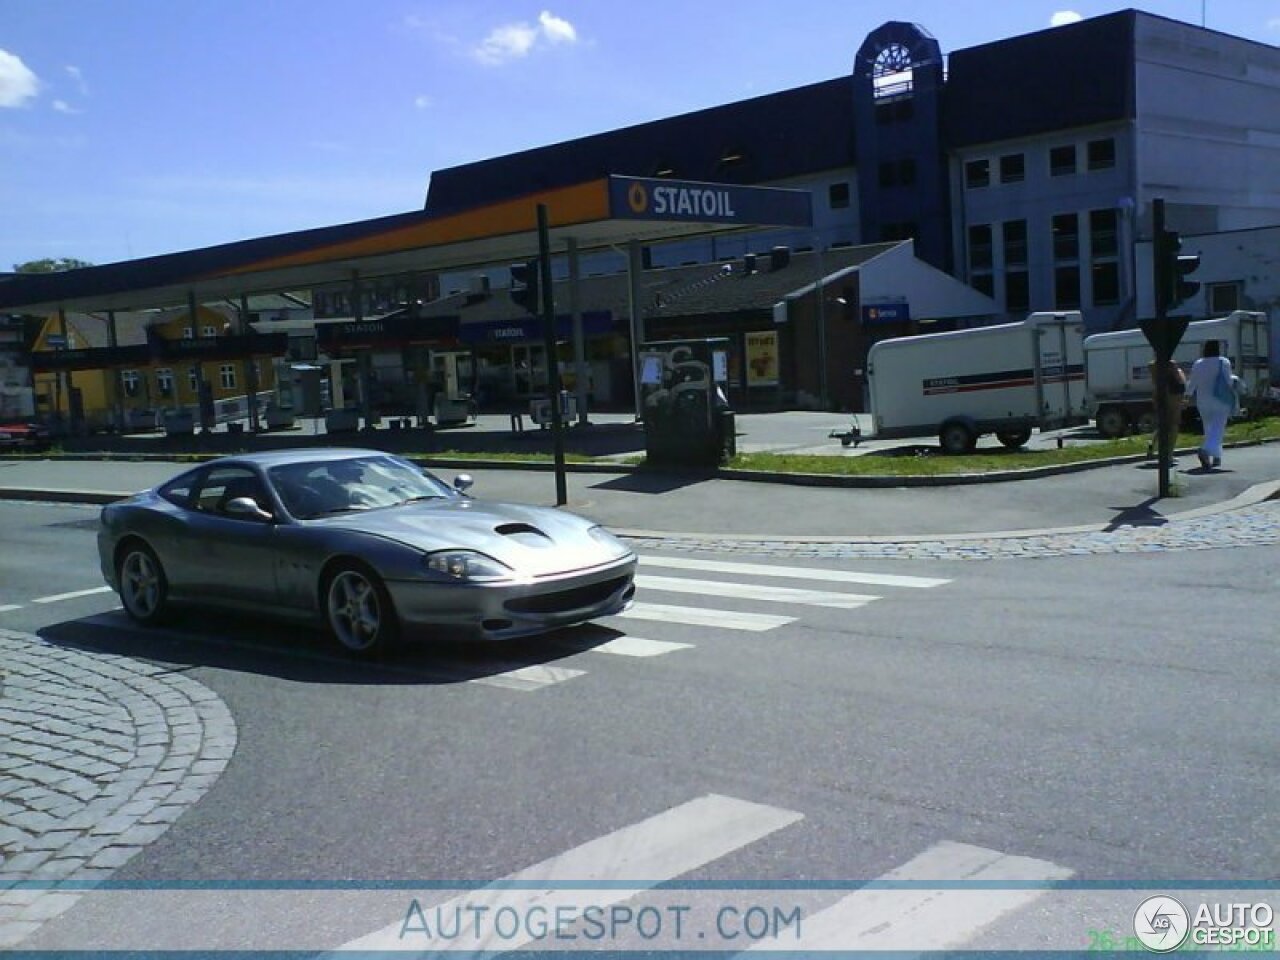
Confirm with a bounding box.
[2,424,1278,542]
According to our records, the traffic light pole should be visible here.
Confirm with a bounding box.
[536,203,569,506]
[1153,199,1173,498]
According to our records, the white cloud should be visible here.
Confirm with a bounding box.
[1268,17,1280,31]
[66,64,88,95]
[0,48,40,108]
[1050,10,1084,27]
[538,11,577,45]
[473,10,579,65]
[52,99,79,114]
[414,94,433,110]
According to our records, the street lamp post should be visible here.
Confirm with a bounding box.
[815,242,829,410]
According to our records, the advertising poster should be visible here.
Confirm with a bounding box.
[745,330,779,387]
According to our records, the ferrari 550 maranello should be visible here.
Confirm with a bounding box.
[97,449,637,654]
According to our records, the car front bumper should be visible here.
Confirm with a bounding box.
[386,553,637,642]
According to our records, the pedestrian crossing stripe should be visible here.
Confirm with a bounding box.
[614,602,794,632]
[587,635,693,657]
[635,574,879,609]
[639,555,951,589]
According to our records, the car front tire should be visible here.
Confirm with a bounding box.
[323,563,400,657]
[117,541,170,626]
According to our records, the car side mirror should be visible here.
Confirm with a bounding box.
[453,474,474,493]
[225,497,274,522]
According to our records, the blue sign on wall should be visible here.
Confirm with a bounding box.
[607,176,812,228]
[862,302,911,324]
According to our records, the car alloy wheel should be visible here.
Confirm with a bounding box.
[325,566,397,656]
[119,544,168,625]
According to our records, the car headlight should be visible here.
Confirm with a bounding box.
[587,525,628,555]
[424,550,512,582]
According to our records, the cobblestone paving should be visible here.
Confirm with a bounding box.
[623,501,1280,559]
[0,629,236,948]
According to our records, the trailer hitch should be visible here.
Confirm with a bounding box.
[829,421,863,448]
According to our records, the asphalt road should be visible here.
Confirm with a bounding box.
[5,499,1279,951]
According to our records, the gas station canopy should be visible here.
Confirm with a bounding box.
[0,175,812,315]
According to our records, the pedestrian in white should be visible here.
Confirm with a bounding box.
[1184,339,1234,469]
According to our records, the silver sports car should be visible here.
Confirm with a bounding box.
[97,448,637,655]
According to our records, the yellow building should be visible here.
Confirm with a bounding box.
[32,303,285,432]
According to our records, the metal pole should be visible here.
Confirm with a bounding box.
[107,310,124,432]
[816,241,829,410]
[536,204,568,506]
[1153,198,1172,499]
[627,240,644,421]
[567,237,589,426]
[240,294,260,432]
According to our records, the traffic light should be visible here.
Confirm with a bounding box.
[1155,228,1201,313]
[509,260,540,314]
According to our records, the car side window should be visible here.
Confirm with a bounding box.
[158,475,196,508]
[194,466,269,518]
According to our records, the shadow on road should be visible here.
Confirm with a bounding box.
[1104,496,1168,530]
[590,471,712,495]
[37,610,623,686]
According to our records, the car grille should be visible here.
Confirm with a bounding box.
[504,576,631,615]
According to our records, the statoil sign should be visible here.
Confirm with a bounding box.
[608,176,811,227]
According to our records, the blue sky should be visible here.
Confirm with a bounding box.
[2,0,1276,271]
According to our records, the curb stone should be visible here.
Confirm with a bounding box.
[0,630,237,948]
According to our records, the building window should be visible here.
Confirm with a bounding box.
[183,327,193,339]
[1089,209,1119,258]
[156,368,174,398]
[1006,271,1030,312]
[219,364,237,390]
[968,224,993,272]
[965,159,989,189]
[1207,282,1240,313]
[971,274,995,298]
[1050,145,1076,176]
[1003,219,1028,267]
[1052,213,1079,261]
[202,325,217,338]
[999,153,1025,184]
[881,222,917,241]
[1055,266,1081,309]
[121,369,140,398]
[1092,262,1120,305]
[188,367,201,392]
[828,182,850,209]
[1087,138,1116,171]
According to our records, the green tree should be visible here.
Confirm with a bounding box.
[13,257,94,273]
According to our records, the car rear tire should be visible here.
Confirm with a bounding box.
[117,541,170,626]
[323,564,400,657]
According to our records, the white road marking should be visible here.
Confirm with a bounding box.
[587,635,693,657]
[615,602,794,632]
[636,574,878,609]
[466,664,586,691]
[336,793,803,953]
[0,604,23,613]
[31,586,113,604]
[747,840,1074,951]
[640,555,951,588]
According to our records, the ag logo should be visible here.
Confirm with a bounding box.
[1133,896,1190,952]
[627,182,648,213]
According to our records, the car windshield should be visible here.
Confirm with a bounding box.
[267,455,456,519]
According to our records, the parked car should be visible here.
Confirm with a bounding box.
[96,448,637,655]
[0,421,53,452]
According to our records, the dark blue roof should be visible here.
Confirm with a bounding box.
[944,10,1135,147]
[425,78,856,216]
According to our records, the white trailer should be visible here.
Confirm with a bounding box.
[1083,311,1270,438]
[866,311,1088,454]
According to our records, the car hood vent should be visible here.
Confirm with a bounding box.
[495,522,553,547]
